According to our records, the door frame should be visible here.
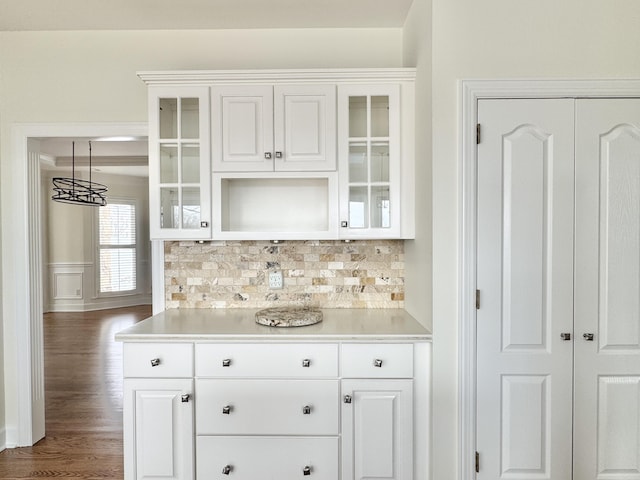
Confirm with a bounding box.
[7,122,150,448]
[458,79,640,479]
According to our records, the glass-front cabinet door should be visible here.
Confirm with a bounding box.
[148,86,211,239]
[338,85,401,238]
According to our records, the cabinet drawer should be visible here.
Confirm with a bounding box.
[123,343,193,378]
[195,343,338,377]
[196,379,339,435]
[341,343,413,378]
[197,436,338,480]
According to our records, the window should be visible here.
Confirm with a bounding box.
[98,200,136,293]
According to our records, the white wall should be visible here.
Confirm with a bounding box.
[44,170,151,312]
[430,0,640,478]
[0,28,404,447]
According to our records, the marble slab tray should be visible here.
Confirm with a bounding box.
[255,307,323,327]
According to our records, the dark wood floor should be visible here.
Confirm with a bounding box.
[0,305,151,479]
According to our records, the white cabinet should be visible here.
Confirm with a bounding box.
[139,69,416,241]
[212,84,336,172]
[122,343,195,480]
[341,379,413,480]
[117,311,431,480]
[341,343,414,480]
[148,86,211,240]
[338,84,414,239]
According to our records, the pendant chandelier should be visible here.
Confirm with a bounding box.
[52,141,108,206]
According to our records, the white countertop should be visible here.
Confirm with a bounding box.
[115,308,431,342]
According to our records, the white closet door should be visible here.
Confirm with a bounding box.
[476,99,575,480]
[574,99,640,480]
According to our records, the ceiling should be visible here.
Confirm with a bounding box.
[39,137,149,177]
[0,0,414,31]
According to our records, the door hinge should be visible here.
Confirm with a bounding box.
[476,124,481,144]
[476,290,480,310]
[475,451,480,473]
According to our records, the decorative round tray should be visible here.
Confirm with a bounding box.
[255,307,323,327]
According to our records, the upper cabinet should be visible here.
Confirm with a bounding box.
[338,85,402,239]
[148,86,211,240]
[139,69,415,241]
[212,84,336,172]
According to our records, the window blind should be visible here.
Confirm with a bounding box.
[99,202,136,293]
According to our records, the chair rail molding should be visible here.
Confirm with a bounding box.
[458,78,640,480]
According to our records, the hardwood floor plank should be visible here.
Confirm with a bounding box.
[0,305,151,479]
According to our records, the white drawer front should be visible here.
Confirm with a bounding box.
[341,343,414,378]
[196,379,339,435]
[195,343,338,377]
[123,343,193,378]
[197,436,338,480]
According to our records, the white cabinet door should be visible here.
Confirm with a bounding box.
[274,84,336,171]
[574,99,640,480]
[148,86,211,240]
[341,379,413,480]
[212,85,274,172]
[337,84,401,239]
[123,378,194,480]
[476,99,575,479]
[212,84,335,172]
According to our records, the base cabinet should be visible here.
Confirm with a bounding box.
[121,339,429,480]
[341,379,413,480]
[123,378,194,480]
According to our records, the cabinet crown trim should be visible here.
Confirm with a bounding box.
[137,68,417,86]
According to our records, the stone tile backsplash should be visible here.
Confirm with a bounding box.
[164,240,404,309]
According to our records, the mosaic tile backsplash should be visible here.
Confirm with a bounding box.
[164,240,405,309]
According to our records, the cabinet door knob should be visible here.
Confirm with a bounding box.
[302,358,311,367]
[302,405,312,415]
[560,333,571,341]
[583,333,595,341]
[303,465,312,476]
[181,394,190,403]
[344,394,352,404]
[150,358,160,367]
[264,152,272,159]
[222,405,232,414]
[222,465,232,475]
[275,151,283,159]
[374,358,383,367]
[341,221,348,228]
[222,359,232,367]
[200,221,209,228]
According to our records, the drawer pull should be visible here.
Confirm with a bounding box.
[222,465,232,475]
[222,359,232,367]
[150,358,161,367]
[303,465,312,476]
[374,358,383,367]
[181,394,190,403]
[302,405,312,415]
[302,358,311,367]
[344,394,352,404]
[222,405,232,415]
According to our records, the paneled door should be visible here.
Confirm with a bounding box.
[476,99,576,479]
[573,99,640,480]
[477,97,640,479]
